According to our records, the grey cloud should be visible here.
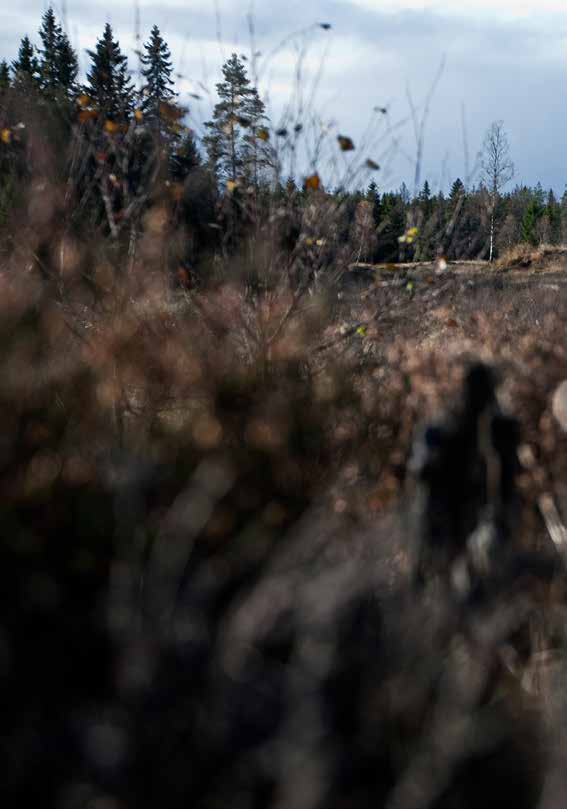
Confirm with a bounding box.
[1,1,566,191]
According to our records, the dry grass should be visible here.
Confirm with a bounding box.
[4,87,567,809]
[496,242,567,271]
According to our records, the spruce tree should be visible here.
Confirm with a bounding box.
[520,198,543,246]
[12,36,40,91]
[544,189,561,244]
[418,180,433,220]
[85,24,134,122]
[560,188,567,243]
[445,179,467,258]
[366,180,382,235]
[448,178,465,211]
[38,8,60,98]
[170,130,200,181]
[377,192,406,262]
[140,25,176,131]
[55,29,79,99]
[204,53,271,188]
[399,182,411,206]
[0,60,10,92]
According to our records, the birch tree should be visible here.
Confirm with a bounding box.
[481,121,514,262]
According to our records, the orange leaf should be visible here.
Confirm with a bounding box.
[256,127,270,141]
[104,120,120,135]
[304,173,321,191]
[366,159,380,170]
[77,94,92,108]
[78,109,98,124]
[134,109,143,123]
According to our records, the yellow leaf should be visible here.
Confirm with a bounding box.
[304,173,321,191]
[257,127,270,141]
[0,128,11,145]
[399,226,419,244]
[337,135,355,151]
[356,326,367,336]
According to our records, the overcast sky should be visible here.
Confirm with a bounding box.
[2,0,567,194]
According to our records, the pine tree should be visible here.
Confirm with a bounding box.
[140,25,176,132]
[204,53,271,188]
[85,24,134,122]
[12,36,40,91]
[240,85,272,188]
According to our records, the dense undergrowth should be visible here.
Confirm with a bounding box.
[4,23,567,809]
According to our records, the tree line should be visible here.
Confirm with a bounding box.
[343,176,566,264]
[0,8,564,273]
